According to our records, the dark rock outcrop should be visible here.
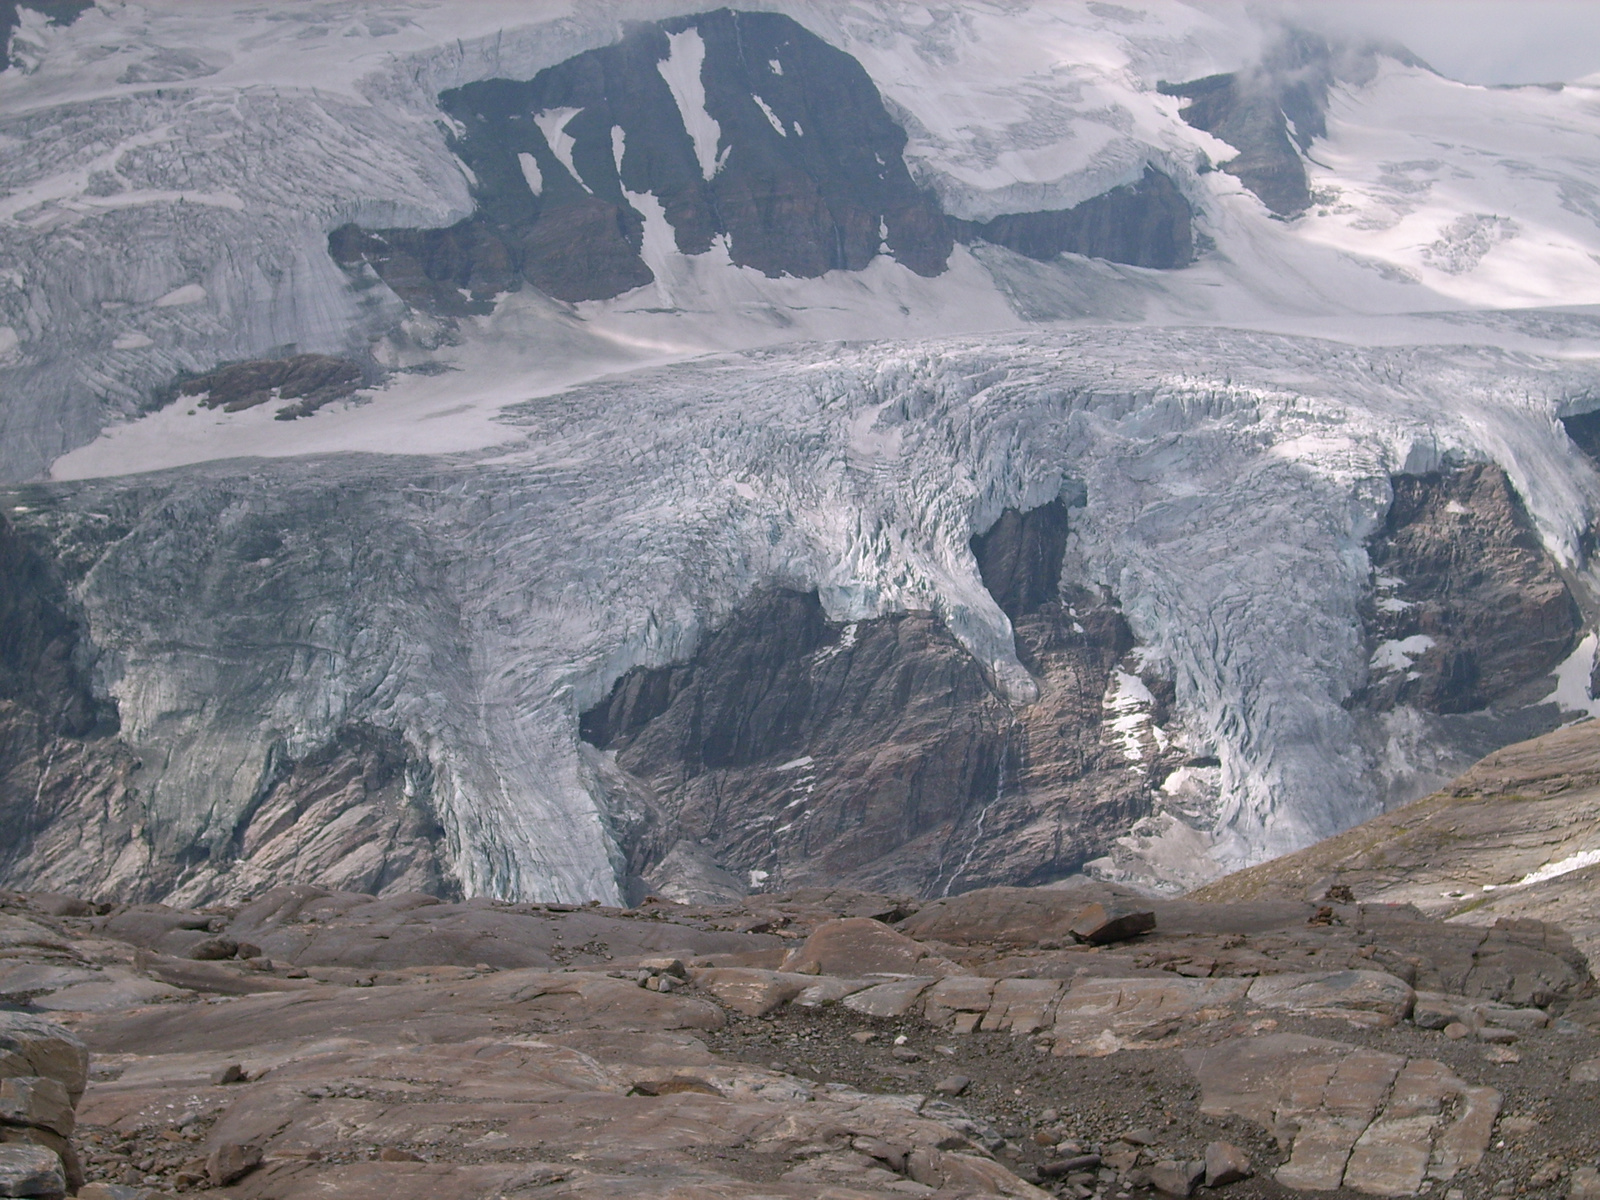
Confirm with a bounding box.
[583,498,1180,900]
[332,10,1196,310]
[1561,408,1600,468]
[175,355,364,421]
[221,725,458,901]
[1159,29,1337,217]
[951,168,1194,269]
[333,10,948,307]
[1361,463,1579,713]
[582,588,1014,898]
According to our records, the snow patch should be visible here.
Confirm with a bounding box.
[1370,635,1435,673]
[658,29,721,180]
[1103,669,1168,763]
[516,151,543,197]
[533,107,585,188]
[111,332,153,350]
[1514,849,1600,888]
[1548,633,1600,720]
[775,756,815,772]
[752,93,786,137]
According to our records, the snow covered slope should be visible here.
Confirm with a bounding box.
[8,1,1600,482]
[7,1,1600,902]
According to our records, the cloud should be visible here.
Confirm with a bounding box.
[1269,0,1600,85]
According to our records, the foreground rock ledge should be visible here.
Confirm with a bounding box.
[1,872,1593,1200]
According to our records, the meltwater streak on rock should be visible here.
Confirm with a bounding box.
[7,328,1600,904]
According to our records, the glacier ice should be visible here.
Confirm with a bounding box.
[16,327,1600,902]
[9,2,1600,900]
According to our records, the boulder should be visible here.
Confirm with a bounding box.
[1204,1140,1252,1186]
[690,969,810,1017]
[841,977,937,1018]
[206,1142,262,1187]
[1148,1159,1204,1197]
[779,917,954,977]
[0,1016,87,1104]
[0,1079,73,1137]
[1069,902,1156,945]
[0,1145,63,1198]
[1246,969,1415,1026]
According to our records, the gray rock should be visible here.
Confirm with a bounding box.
[1204,1140,1252,1187]
[0,1016,87,1104]
[0,1078,73,1137]
[0,1145,63,1198]
[932,1075,970,1097]
[841,977,937,1018]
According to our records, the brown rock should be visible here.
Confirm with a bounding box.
[1040,1154,1102,1177]
[1068,902,1156,945]
[377,1148,423,1162]
[0,1077,73,1137]
[1444,1021,1471,1039]
[1246,969,1415,1026]
[1204,1140,1252,1187]
[206,1142,262,1187]
[779,916,948,976]
[1148,1159,1204,1197]
[932,1075,970,1096]
[0,1016,87,1105]
[209,1063,244,1085]
[690,968,809,1017]
[187,937,239,961]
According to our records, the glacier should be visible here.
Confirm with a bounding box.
[8,1,1600,901]
[16,328,1600,902]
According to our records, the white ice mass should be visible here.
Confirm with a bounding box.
[8,1,1600,902]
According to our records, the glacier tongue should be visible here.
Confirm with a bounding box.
[16,327,1600,902]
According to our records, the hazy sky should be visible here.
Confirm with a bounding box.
[1278,1,1600,85]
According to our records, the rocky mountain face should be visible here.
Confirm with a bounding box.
[1360,464,1580,714]
[329,9,1194,311]
[0,512,132,901]
[583,498,1192,903]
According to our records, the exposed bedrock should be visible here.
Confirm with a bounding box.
[1360,463,1580,715]
[0,487,461,907]
[584,499,1187,902]
[949,168,1193,270]
[1160,28,1344,217]
[0,511,133,899]
[330,9,1194,311]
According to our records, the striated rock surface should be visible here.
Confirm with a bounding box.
[1192,718,1600,967]
[0,867,1593,1199]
